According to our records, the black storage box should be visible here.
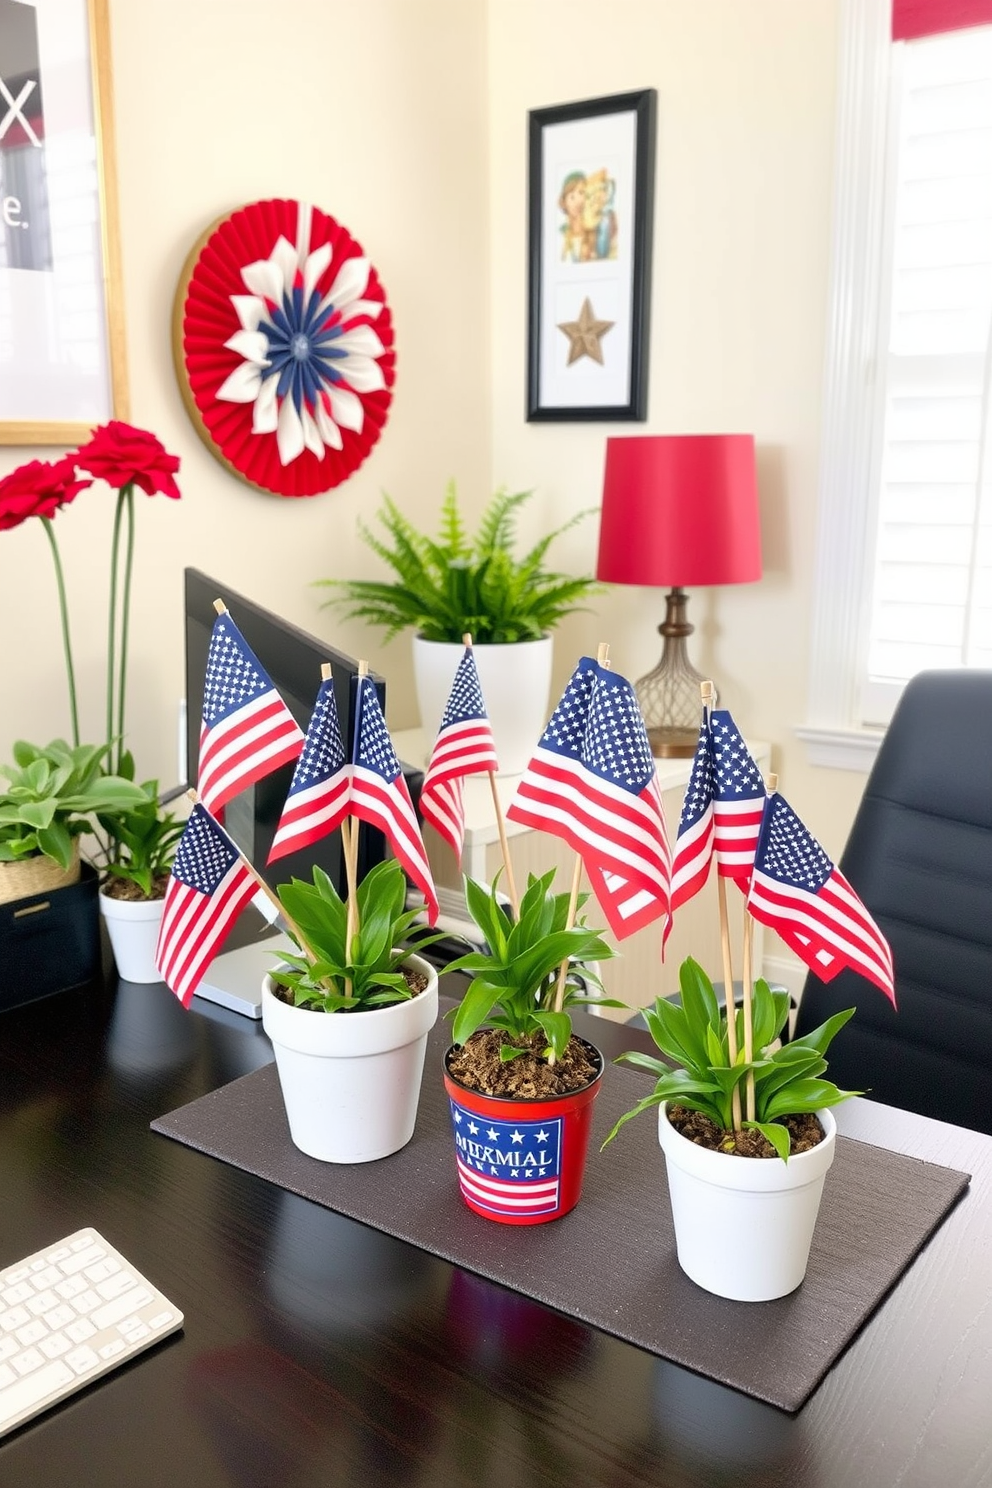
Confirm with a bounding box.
[0,863,101,1012]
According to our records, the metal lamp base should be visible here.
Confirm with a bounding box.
[634,588,709,759]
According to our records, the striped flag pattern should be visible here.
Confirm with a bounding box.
[155,803,258,1007]
[196,612,304,816]
[420,647,499,861]
[709,709,766,881]
[268,676,350,863]
[669,714,715,916]
[746,791,896,1003]
[507,656,671,940]
[350,675,439,925]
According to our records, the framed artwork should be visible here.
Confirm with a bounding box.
[527,89,656,423]
[0,0,127,445]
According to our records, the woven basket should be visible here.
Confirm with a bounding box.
[0,840,81,906]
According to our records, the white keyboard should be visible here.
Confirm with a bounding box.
[0,1228,183,1436]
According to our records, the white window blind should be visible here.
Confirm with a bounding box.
[863,27,992,723]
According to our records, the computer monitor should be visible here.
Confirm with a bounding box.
[183,567,386,901]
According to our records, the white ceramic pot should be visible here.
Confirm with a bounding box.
[658,1102,837,1302]
[413,635,553,777]
[99,889,166,984]
[261,953,439,1164]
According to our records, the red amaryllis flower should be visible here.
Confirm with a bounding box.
[75,420,181,499]
[0,457,91,532]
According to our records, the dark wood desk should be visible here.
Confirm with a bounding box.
[0,974,989,1487]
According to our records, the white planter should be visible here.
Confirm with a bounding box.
[99,889,166,985]
[413,634,553,777]
[658,1102,837,1302]
[261,953,439,1164]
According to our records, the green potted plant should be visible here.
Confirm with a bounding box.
[603,956,857,1301]
[0,739,145,904]
[440,868,621,1225]
[316,483,602,773]
[96,771,186,983]
[262,857,446,1165]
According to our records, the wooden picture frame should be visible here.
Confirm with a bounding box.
[527,89,656,423]
[0,0,128,445]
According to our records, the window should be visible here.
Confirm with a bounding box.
[803,0,992,767]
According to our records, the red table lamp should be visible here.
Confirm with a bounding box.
[596,434,762,757]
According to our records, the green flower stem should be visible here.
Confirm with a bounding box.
[41,517,79,747]
[106,487,125,765]
[115,484,135,774]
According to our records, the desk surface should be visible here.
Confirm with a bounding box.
[0,974,989,1488]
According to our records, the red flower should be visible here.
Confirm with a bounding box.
[0,457,92,532]
[75,420,181,499]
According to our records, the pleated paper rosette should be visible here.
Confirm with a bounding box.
[173,198,396,497]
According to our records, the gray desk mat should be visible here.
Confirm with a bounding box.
[151,1020,970,1413]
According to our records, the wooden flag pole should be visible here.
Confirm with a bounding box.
[702,679,743,1134]
[464,631,520,919]
[742,770,778,1123]
[213,599,227,615]
[549,641,612,1027]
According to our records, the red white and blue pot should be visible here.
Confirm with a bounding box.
[442,1039,603,1226]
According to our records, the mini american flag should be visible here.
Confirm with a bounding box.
[156,803,258,1008]
[196,612,305,816]
[746,790,896,1003]
[449,1099,563,1218]
[419,647,499,861]
[268,676,350,863]
[669,713,715,915]
[350,675,439,924]
[507,657,671,940]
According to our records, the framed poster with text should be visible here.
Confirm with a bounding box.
[0,0,127,444]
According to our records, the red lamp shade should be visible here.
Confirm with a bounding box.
[596,434,762,588]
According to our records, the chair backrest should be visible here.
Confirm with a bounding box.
[792,669,992,1133]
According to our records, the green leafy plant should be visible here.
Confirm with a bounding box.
[270,857,446,1013]
[97,768,185,899]
[0,739,146,871]
[604,957,859,1160]
[316,483,602,644]
[445,869,621,1064]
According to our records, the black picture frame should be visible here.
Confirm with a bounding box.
[527,89,656,423]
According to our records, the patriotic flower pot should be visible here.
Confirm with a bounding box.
[414,635,553,777]
[442,1040,604,1225]
[99,889,166,985]
[262,955,438,1164]
[659,1102,837,1302]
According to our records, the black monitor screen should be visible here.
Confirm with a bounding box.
[183,568,385,898]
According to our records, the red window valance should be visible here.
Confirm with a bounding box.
[893,0,992,39]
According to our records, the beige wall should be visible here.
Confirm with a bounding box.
[1,1,867,876]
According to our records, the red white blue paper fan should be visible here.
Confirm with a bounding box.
[173,199,396,497]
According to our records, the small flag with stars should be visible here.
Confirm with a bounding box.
[669,712,716,917]
[350,675,439,925]
[420,647,499,861]
[268,676,350,863]
[156,803,259,1008]
[196,611,305,817]
[746,790,895,1003]
[507,656,672,940]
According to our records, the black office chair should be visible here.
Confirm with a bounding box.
[791,669,992,1134]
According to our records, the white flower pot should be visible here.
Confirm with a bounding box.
[413,635,553,777]
[658,1102,837,1302]
[261,953,439,1164]
[99,889,166,985]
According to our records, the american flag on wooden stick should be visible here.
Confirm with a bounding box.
[196,611,304,816]
[669,705,766,925]
[156,803,258,1007]
[507,656,671,939]
[350,675,439,925]
[420,647,499,861]
[746,790,895,1003]
[268,676,350,863]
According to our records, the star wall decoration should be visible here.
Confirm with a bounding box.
[557,298,615,365]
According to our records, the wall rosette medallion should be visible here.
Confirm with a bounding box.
[173,199,395,496]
